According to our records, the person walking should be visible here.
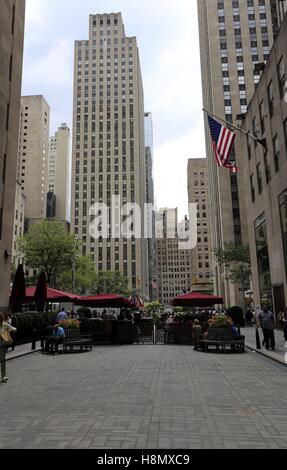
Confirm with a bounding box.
[57,308,67,323]
[0,314,17,383]
[257,306,275,350]
[282,307,287,344]
[245,309,253,327]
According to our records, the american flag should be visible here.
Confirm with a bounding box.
[208,115,238,173]
[130,293,144,309]
[151,279,158,290]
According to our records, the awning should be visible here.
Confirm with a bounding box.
[75,294,132,308]
[173,292,224,307]
[25,286,81,303]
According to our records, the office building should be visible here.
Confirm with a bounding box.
[19,95,50,226]
[145,112,156,300]
[71,13,149,297]
[187,158,213,293]
[155,208,192,305]
[197,0,279,307]
[0,0,25,310]
[48,123,71,222]
[240,11,287,314]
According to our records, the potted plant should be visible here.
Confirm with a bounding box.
[208,315,233,328]
[59,318,81,329]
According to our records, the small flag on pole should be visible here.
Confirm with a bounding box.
[207,115,238,173]
[151,279,158,290]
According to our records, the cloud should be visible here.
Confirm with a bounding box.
[22,0,205,211]
[22,38,74,132]
[25,0,50,31]
[154,122,206,219]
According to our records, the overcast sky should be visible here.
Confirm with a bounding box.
[22,0,206,218]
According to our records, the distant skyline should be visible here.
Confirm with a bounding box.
[22,0,206,218]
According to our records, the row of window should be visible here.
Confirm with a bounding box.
[250,124,287,202]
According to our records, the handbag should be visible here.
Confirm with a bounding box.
[0,326,13,346]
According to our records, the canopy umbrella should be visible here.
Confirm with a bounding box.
[75,294,132,308]
[173,292,224,307]
[10,264,26,312]
[34,272,47,312]
[26,286,81,303]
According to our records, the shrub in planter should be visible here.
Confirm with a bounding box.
[77,307,92,319]
[226,306,245,327]
[208,315,233,328]
[59,318,81,329]
[11,311,58,342]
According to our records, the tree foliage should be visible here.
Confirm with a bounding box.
[214,242,251,287]
[18,220,78,287]
[58,266,130,296]
[93,271,130,296]
[144,302,165,325]
[17,220,131,296]
[57,255,96,294]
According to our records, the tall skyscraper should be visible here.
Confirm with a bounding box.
[48,123,71,223]
[187,158,213,293]
[145,112,156,300]
[197,0,280,308]
[0,0,25,311]
[19,96,50,226]
[71,13,149,298]
[155,208,192,306]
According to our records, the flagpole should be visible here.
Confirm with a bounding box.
[202,108,266,148]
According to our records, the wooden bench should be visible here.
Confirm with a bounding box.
[195,327,245,353]
[63,329,92,353]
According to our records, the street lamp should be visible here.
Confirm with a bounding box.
[72,237,80,293]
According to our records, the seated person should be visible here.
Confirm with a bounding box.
[41,325,54,352]
[229,321,244,350]
[192,319,203,347]
[101,309,108,320]
[44,324,65,355]
[192,319,202,335]
[229,321,240,337]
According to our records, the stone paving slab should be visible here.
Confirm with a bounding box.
[241,327,287,365]
[6,342,41,360]
[0,345,287,449]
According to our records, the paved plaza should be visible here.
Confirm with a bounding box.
[1,345,287,449]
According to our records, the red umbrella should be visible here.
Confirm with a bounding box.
[173,292,223,307]
[10,264,26,312]
[26,286,81,303]
[75,294,132,308]
[34,272,47,312]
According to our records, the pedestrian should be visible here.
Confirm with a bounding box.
[3,314,16,351]
[0,314,17,383]
[282,307,287,344]
[4,313,12,325]
[57,307,67,323]
[257,306,275,351]
[245,308,253,327]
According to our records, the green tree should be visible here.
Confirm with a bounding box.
[93,271,130,296]
[18,220,78,288]
[57,255,97,295]
[144,301,165,324]
[214,242,251,291]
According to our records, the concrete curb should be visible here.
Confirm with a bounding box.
[6,348,41,362]
[245,341,287,367]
